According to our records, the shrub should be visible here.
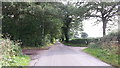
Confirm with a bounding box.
[63,42,88,47]
[0,37,22,66]
[69,39,91,45]
[88,42,102,49]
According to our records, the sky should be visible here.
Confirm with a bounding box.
[83,19,102,37]
[61,1,118,38]
[82,18,118,38]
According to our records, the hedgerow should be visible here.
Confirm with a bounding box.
[0,37,22,66]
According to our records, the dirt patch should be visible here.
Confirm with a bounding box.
[22,47,50,55]
[22,49,40,55]
[22,48,50,60]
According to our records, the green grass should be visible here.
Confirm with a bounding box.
[8,55,30,66]
[63,43,88,47]
[83,48,119,67]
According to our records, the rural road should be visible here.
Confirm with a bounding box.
[29,42,111,66]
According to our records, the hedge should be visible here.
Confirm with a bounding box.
[69,39,91,45]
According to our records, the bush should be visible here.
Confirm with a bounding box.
[88,42,102,49]
[63,42,88,47]
[69,39,91,45]
[0,37,22,66]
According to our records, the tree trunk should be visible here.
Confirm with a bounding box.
[62,27,69,43]
[61,36,64,42]
[102,18,107,37]
[62,15,72,43]
[65,33,69,43]
[103,22,106,37]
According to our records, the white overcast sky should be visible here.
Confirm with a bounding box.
[83,19,103,37]
[82,18,118,38]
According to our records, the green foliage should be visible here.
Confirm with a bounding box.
[8,55,30,66]
[69,39,91,45]
[56,2,85,42]
[2,2,64,47]
[84,48,119,67]
[2,2,85,46]
[84,35,119,67]
[107,31,119,37]
[2,55,30,66]
[63,42,88,47]
[0,37,30,66]
[0,38,22,57]
[88,43,102,49]
[63,38,92,47]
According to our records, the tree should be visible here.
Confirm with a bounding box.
[84,2,119,36]
[58,2,86,42]
[58,2,76,42]
[2,2,86,46]
[2,2,63,46]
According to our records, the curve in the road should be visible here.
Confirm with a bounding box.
[29,42,111,66]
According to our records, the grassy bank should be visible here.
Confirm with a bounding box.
[6,55,30,66]
[83,48,119,67]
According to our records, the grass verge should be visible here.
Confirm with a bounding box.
[7,55,30,66]
[83,48,119,67]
